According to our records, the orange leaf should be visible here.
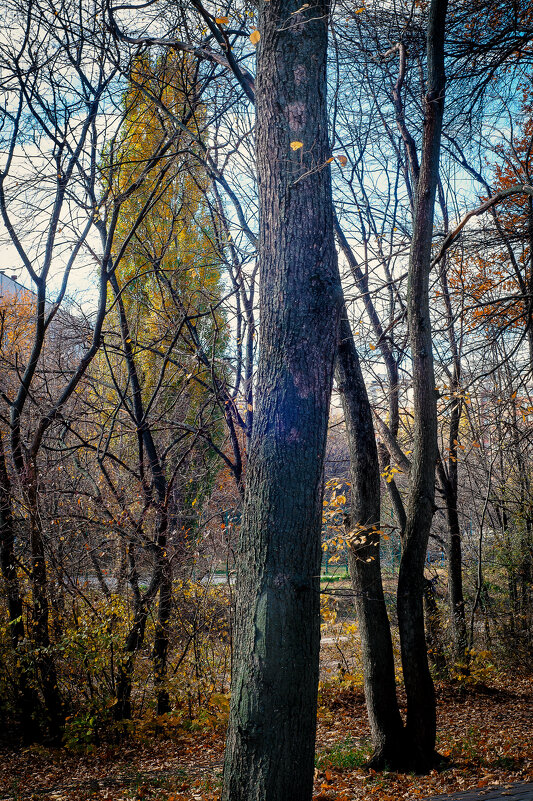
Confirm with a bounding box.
[250,29,260,44]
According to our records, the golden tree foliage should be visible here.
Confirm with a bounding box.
[84,52,228,540]
[106,52,227,409]
[0,287,36,402]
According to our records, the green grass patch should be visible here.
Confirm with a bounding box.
[315,737,372,770]
[320,573,349,582]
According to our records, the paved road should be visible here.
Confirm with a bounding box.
[423,783,533,800]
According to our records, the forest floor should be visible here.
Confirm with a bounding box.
[0,674,531,801]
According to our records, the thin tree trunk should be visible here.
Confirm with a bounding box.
[222,1,341,797]
[108,268,175,717]
[115,612,149,720]
[446,498,467,658]
[0,433,36,740]
[26,465,63,742]
[334,216,405,528]
[0,433,24,648]
[437,453,467,660]
[436,186,467,661]
[115,542,161,720]
[336,311,406,769]
[396,0,448,772]
[153,542,172,716]
[423,577,448,676]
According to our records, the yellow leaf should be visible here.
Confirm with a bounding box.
[215,16,229,23]
[250,29,260,44]
[290,141,303,151]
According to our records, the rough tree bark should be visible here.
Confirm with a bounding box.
[396,0,448,772]
[221,1,342,798]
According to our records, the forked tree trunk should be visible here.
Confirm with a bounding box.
[336,312,406,769]
[397,0,448,772]
[115,610,149,721]
[115,542,161,720]
[222,1,341,798]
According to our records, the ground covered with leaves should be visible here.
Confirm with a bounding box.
[1,674,532,801]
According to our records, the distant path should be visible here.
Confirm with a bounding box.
[423,783,533,800]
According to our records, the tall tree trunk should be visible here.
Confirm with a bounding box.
[437,448,467,660]
[26,464,63,742]
[0,433,36,740]
[336,312,406,769]
[153,541,172,716]
[396,0,448,772]
[436,185,467,661]
[222,1,341,797]
[445,489,467,658]
[334,217,405,530]
[0,433,24,648]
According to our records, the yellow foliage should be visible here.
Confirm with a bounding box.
[102,51,227,411]
[0,290,36,399]
[450,649,497,686]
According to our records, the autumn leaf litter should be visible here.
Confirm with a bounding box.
[0,675,531,801]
